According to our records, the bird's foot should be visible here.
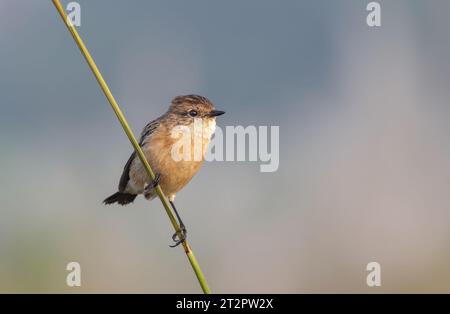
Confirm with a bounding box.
[170,223,187,248]
[144,173,161,198]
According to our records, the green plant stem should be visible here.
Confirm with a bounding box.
[52,0,211,294]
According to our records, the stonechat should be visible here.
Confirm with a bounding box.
[103,95,225,246]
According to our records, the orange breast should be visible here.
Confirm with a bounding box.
[141,123,210,198]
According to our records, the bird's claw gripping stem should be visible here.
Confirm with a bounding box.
[170,223,187,247]
[144,173,161,195]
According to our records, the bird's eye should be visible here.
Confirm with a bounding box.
[188,110,198,117]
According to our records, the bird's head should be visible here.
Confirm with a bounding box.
[167,95,225,126]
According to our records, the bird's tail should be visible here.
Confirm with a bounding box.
[103,192,137,205]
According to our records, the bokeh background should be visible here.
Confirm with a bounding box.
[1,0,450,293]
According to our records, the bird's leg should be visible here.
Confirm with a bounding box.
[144,173,161,198]
[169,200,188,248]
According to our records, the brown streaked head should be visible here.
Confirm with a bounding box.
[167,95,225,122]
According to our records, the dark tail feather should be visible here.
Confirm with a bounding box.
[103,192,137,205]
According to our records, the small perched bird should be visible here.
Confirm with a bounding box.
[103,95,225,246]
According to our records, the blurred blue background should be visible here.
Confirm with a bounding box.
[1,0,450,292]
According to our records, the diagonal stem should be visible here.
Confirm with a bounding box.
[52,0,211,294]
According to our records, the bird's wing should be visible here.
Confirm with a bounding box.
[118,119,161,192]
[138,119,160,145]
[118,151,136,192]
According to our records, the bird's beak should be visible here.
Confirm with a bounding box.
[208,110,225,117]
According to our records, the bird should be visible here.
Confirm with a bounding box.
[103,94,225,246]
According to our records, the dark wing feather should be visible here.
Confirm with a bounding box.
[118,119,161,192]
[118,151,136,192]
[138,119,160,145]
